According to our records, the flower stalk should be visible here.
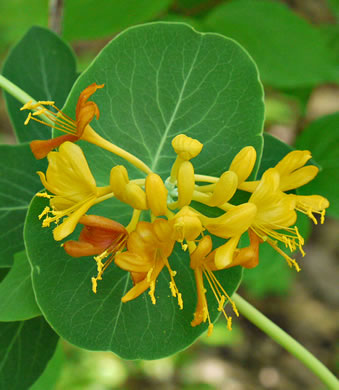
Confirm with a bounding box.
[233,293,339,390]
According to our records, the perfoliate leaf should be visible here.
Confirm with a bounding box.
[0,317,58,390]
[25,22,265,359]
[2,26,77,143]
[0,143,45,266]
[0,251,41,321]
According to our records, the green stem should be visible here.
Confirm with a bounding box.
[233,293,339,389]
[0,74,53,125]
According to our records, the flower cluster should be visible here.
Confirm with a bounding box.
[23,84,329,335]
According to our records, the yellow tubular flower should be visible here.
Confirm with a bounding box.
[36,142,105,241]
[145,173,168,217]
[170,206,204,242]
[170,134,203,183]
[115,220,182,308]
[177,161,195,208]
[201,203,257,239]
[110,166,147,210]
[229,146,257,184]
[208,171,238,207]
[189,236,238,334]
[248,169,302,270]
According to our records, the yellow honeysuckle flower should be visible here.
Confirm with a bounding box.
[21,83,152,174]
[189,236,239,335]
[247,168,302,270]
[169,134,203,185]
[110,165,148,210]
[22,83,104,159]
[169,206,204,242]
[208,170,238,207]
[36,141,112,241]
[115,220,182,308]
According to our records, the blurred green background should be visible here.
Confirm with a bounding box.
[0,1,338,389]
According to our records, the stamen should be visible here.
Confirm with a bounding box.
[267,240,301,272]
[164,258,183,309]
[38,206,50,220]
[36,192,52,199]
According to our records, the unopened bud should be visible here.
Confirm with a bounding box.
[172,134,203,160]
[145,173,168,216]
[229,146,256,184]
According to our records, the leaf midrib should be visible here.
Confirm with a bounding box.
[150,38,202,172]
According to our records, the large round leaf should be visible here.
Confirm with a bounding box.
[25,22,265,359]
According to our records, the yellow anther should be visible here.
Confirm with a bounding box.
[172,134,203,160]
[24,112,32,125]
[148,281,156,304]
[177,161,195,207]
[38,206,50,220]
[32,108,48,116]
[207,323,214,337]
[145,173,168,216]
[229,146,257,184]
[20,101,34,110]
[91,277,98,294]
[36,192,52,199]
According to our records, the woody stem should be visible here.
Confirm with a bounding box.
[233,293,339,389]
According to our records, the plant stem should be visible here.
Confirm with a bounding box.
[233,293,339,389]
[0,74,53,125]
[49,0,64,35]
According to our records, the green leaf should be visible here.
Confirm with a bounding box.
[2,26,77,143]
[0,251,41,321]
[63,0,172,40]
[0,143,45,266]
[0,317,59,390]
[25,22,264,359]
[29,342,64,390]
[295,112,339,218]
[205,0,337,87]
[242,134,311,297]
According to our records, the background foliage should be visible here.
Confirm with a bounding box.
[0,0,338,389]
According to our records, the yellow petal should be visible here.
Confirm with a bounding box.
[172,206,203,241]
[229,146,257,184]
[145,173,168,216]
[52,197,97,241]
[274,150,311,176]
[209,171,238,206]
[214,235,241,269]
[123,183,148,210]
[177,161,195,208]
[203,203,257,238]
[110,165,129,197]
[279,165,319,191]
